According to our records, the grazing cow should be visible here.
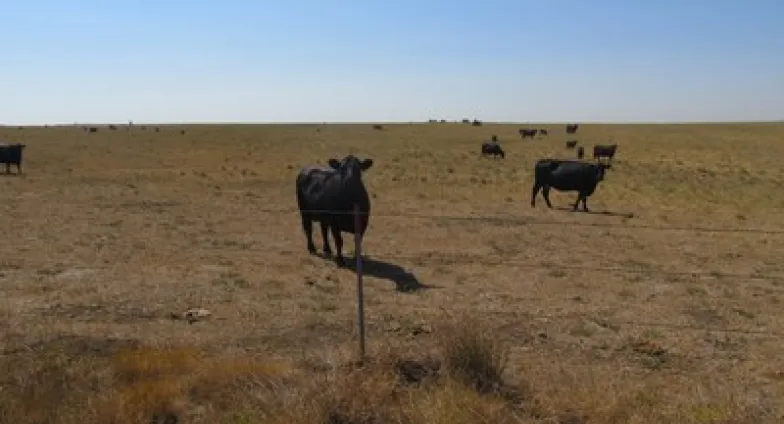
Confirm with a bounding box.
[372,124,383,130]
[296,154,374,267]
[0,143,26,174]
[480,136,505,159]
[519,129,537,139]
[565,140,578,149]
[109,124,117,130]
[472,119,482,126]
[531,159,610,212]
[566,124,579,134]
[593,144,618,163]
[89,127,97,133]
[539,129,548,136]
[577,146,585,159]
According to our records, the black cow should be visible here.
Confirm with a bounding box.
[539,129,548,136]
[296,155,374,266]
[565,140,578,149]
[372,125,383,130]
[472,119,482,126]
[519,129,537,139]
[480,139,505,159]
[577,146,585,159]
[531,159,610,212]
[593,144,618,162]
[566,124,579,134]
[0,143,26,174]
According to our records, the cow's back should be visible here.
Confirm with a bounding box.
[296,166,338,211]
[538,160,599,191]
[0,144,19,163]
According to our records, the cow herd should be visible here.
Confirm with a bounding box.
[297,123,619,267]
[3,123,619,269]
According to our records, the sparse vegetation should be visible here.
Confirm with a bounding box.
[1,122,784,423]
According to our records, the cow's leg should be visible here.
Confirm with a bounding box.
[542,186,553,208]
[582,195,590,212]
[301,215,317,255]
[320,220,332,257]
[531,183,542,207]
[4,163,9,174]
[572,194,582,211]
[330,226,345,267]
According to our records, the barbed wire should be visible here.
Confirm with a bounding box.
[258,207,784,235]
[273,248,783,282]
[486,310,784,338]
[4,199,783,235]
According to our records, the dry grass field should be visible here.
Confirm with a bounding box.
[2,121,784,423]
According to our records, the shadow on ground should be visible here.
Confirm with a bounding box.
[337,255,435,293]
[555,206,635,218]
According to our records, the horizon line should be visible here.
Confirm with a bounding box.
[2,119,783,127]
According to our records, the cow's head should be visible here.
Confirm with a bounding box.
[328,155,373,188]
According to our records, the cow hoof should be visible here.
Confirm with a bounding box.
[335,257,346,267]
[307,246,317,255]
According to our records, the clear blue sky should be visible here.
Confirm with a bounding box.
[3,0,783,124]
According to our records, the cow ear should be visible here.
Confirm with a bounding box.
[360,159,373,170]
[328,159,340,169]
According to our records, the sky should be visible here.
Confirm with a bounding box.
[2,0,783,125]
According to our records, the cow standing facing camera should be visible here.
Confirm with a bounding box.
[296,155,374,267]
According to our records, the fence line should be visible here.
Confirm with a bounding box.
[273,248,783,282]
[486,310,784,338]
[258,207,784,235]
[336,205,784,359]
[6,201,784,235]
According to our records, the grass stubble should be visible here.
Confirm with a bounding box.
[1,122,783,423]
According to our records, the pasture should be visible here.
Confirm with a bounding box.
[2,122,784,423]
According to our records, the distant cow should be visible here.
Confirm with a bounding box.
[565,140,578,149]
[539,129,548,136]
[89,127,97,133]
[472,120,482,126]
[480,136,505,159]
[372,125,383,130]
[519,129,537,139]
[577,146,585,159]
[566,124,579,134]
[0,143,26,174]
[109,125,117,130]
[593,144,618,162]
[531,159,610,212]
[296,154,374,267]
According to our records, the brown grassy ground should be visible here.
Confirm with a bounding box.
[1,122,784,423]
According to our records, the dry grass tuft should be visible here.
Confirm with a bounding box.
[438,316,510,394]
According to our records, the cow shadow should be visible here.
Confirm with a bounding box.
[324,254,434,293]
[555,206,635,218]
